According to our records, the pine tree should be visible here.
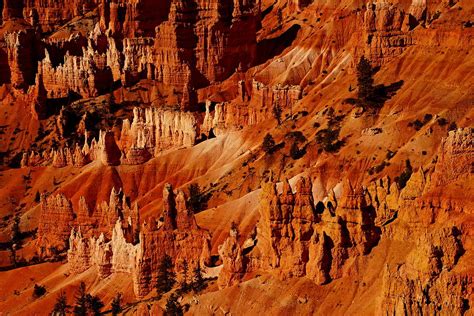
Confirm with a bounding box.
[86,293,104,316]
[396,159,413,189]
[34,191,41,202]
[179,260,190,293]
[187,184,208,212]
[156,255,176,295]
[164,293,183,316]
[52,291,69,316]
[111,292,122,316]
[33,284,46,298]
[73,282,88,316]
[290,142,304,160]
[191,265,206,293]
[356,55,375,106]
[10,215,21,245]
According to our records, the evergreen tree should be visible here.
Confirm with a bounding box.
[356,55,375,107]
[187,184,208,212]
[191,265,206,293]
[10,215,21,245]
[262,133,276,154]
[86,293,104,316]
[315,128,343,153]
[156,255,176,295]
[290,142,305,160]
[164,293,183,316]
[73,282,88,316]
[33,284,46,298]
[396,159,413,189]
[179,260,190,293]
[52,291,69,316]
[34,191,41,202]
[111,292,122,316]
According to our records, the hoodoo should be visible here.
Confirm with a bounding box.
[0,0,472,315]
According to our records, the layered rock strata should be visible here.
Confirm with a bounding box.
[36,193,76,257]
[361,1,416,65]
[36,187,139,258]
[376,128,473,314]
[218,177,381,286]
[216,128,473,314]
[119,107,198,158]
[67,184,211,298]
[39,42,114,98]
[21,129,122,167]
[217,226,245,289]
[201,81,302,136]
[5,29,38,90]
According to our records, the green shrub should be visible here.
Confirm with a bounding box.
[315,128,344,153]
[396,160,413,189]
[187,184,210,212]
[33,284,46,298]
[262,134,276,154]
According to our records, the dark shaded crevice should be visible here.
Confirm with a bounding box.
[255,24,300,66]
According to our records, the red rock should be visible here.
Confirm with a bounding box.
[2,0,23,21]
[23,0,98,33]
[119,107,198,156]
[65,184,210,298]
[39,41,113,98]
[0,1,472,314]
[202,81,302,136]
[98,130,121,166]
[431,128,473,187]
[379,227,468,315]
[5,29,37,90]
[219,177,381,286]
[122,37,154,86]
[36,193,76,257]
[217,226,244,289]
[28,73,47,119]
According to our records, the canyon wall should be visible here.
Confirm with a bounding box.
[201,81,303,136]
[0,0,260,121]
[21,105,200,168]
[119,107,198,158]
[66,184,211,298]
[250,176,380,284]
[23,0,99,32]
[216,128,473,314]
[39,41,114,99]
[36,187,139,258]
[21,128,122,168]
[376,128,473,314]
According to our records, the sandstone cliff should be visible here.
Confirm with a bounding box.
[66,184,211,298]
[119,107,198,159]
[215,128,473,314]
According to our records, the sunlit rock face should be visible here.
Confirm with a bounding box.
[246,177,381,283]
[0,0,472,314]
[65,184,211,298]
[119,107,198,158]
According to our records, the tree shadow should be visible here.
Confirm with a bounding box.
[345,80,404,112]
[371,80,404,107]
